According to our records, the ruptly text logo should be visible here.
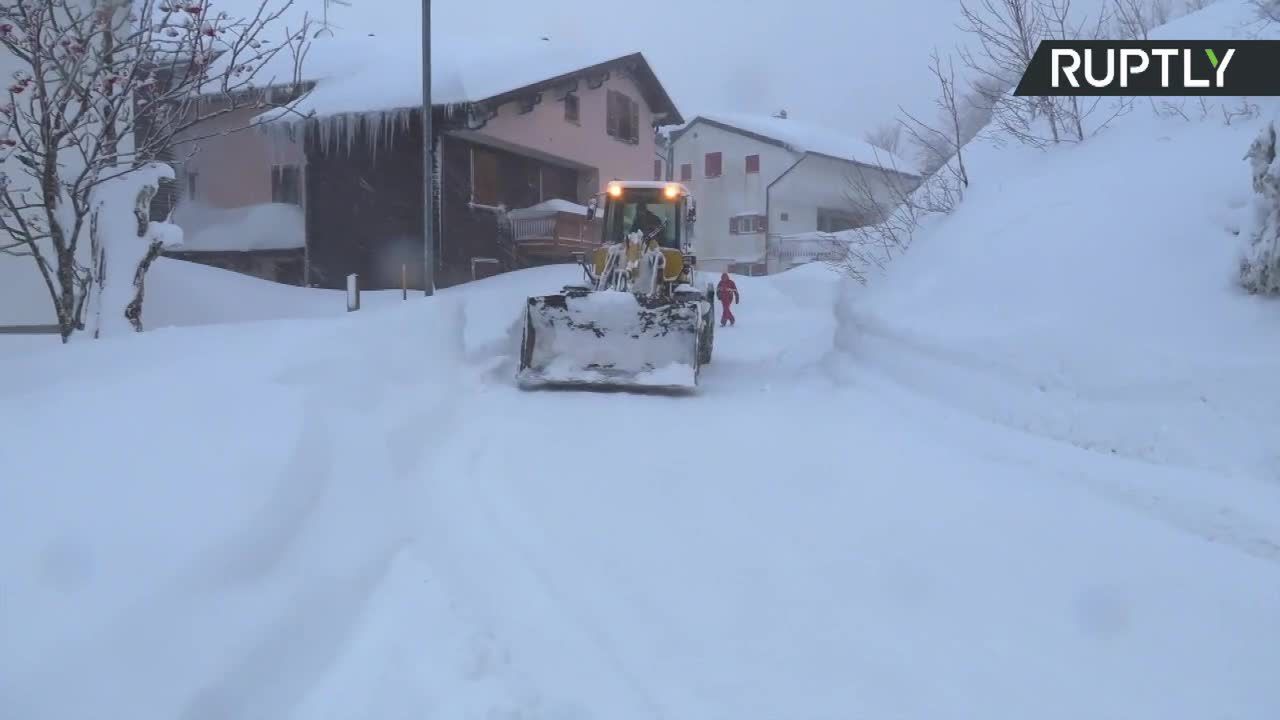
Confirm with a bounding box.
[1015,40,1280,96]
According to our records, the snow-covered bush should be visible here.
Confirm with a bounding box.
[1240,120,1280,295]
[0,0,311,341]
[82,163,183,336]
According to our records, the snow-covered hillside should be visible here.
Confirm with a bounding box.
[4,2,1280,718]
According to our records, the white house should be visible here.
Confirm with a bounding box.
[667,113,921,275]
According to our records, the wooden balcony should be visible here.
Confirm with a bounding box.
[506,200,603,266]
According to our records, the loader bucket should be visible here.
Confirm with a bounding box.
[517,289,704,391]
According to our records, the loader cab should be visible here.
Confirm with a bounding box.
[599,182,690,252]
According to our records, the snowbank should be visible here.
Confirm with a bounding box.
[843,0,1280,483]
[171,202,306,252]
[0,254,401,329]
[0,297,480,719]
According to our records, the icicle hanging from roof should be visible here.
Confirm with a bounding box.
[296,107,417,160]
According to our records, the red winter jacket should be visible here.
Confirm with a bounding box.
[716,275,739,304]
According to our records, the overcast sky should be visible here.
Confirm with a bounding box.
[301,0,975,138]
[431,0,970,136]
[308,0,1120,141]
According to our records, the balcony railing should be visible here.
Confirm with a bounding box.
[505,202,602,265]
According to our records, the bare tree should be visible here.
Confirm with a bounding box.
[1047,0,1133,141]
[956,0,1057,146]
[899,48,976,191]
[814,46,984,283]
[957,0,1128,147]
[1113,0,1161,38]
[864,121,903,156]
[812,149,964,283]
[1151,0,1172,26]
[0,0,312,341]
[1250,0,1280,24]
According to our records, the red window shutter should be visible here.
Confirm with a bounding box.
[729,217,737,234]
[746,154,760,174]
[680,163,692,181]
[705,152,722,178]
[759,215,767,232]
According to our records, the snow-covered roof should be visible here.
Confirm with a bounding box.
[204,0,679,123]
[674,113,918,176]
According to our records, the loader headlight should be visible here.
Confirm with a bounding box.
[664,183,679,199]
[607,182,622,198]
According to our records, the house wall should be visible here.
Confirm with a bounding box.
[474,71,660,196]
[670,121,798,274]
[304,113,427,291]
[766,153,921,273]
[437,133,593,288]
[169,105,306,209]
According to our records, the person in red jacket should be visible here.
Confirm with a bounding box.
[716,272,739,327]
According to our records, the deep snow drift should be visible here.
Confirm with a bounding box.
[4,2,1280,718]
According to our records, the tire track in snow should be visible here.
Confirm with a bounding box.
[413,390,675,720]
[182,305,482,719]
[842,342,1280,568]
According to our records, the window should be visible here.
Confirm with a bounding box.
[780,212,789,221]
[564,93,580,124]
[704,152,722,178]
[185,170,198,200]
[604,187,681,250]
[680,163,692,181]
[654,159,663,181]
[817,207,869,233]
[540,164,578,202]
[471,146,500,206]
[271,165,302,206]
[745,154,760,174]
[729,214,766,234]
[606,89,639,144]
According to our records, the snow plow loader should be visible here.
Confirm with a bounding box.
[517,181,715,391]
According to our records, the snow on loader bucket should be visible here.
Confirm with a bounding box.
[518,288,706,390]
[516,180,715,392]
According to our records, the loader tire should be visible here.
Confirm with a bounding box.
[699,307,714,365]
[519,306,536,372]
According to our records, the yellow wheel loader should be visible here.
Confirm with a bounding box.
[517,180,716,391]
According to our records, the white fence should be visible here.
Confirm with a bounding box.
[767,233,847,272]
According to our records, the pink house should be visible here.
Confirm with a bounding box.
[167,49,683,290]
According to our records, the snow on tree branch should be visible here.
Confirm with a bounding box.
[1240,120,1280,295]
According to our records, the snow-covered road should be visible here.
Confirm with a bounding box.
[379,267,1280,720]
[3,262,1279,719]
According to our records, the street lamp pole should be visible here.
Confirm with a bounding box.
[421,0,435,295]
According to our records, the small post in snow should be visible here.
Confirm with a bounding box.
[346,273,360,312]
[401,264,407,300]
